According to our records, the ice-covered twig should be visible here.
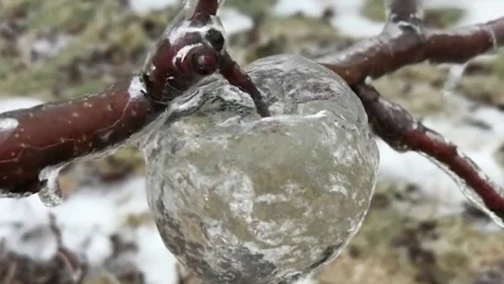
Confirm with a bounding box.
[219,52,271,117]
[351,83,504,226]
[320,0,504,85]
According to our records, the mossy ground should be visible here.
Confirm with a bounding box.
[361,0,466,28]
[1,1,504,283]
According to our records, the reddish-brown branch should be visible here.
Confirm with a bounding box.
[316,0,504,223]
[193,0,219,15]
[0,0,226,197]
[352,83,504,221]
[0,0,267,197]
[0,80,156,197]
[320,16,504,85]
[219,52,271,117]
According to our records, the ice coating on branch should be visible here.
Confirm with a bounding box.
[143,55,379,283]
[419,127,504,228]
[425,154,504,227]
[37,166,64,207]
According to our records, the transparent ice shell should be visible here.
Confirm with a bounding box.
[143,55,380,283]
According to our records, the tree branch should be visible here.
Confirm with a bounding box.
[192,0,220,15]
[351,83,504,224]
[0,0,233,197]
[320,10,504,85]
[219,52,271,117]
[318,0,504,226]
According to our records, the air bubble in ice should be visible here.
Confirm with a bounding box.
[143,55,379,283]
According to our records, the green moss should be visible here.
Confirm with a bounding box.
[424,7,465,28]
[361,0,465,28]
[0,63,59,96]
[26,1,100,34]
[491,53,504,78]
[361,0,385,23]
[372,64,449,116]
[1,0,44,20]
[0,0,177,98]
[225,0,276,16]
[317,181,504,284]
[456,75,504,106]
[242,14,342,63]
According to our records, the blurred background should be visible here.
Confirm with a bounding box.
[1,0,504,283]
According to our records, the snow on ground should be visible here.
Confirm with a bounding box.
[0,97,43,113]
[128,0,504,38]
[274,0,504,37]
[273,0,383,38]
[0,174,179,283]
[423,0,504,27]
[128,0,177,15]
[218,8,254,35]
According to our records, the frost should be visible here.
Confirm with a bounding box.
[143,54,379,283]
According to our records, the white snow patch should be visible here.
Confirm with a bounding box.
[273,0,384,37]
[423,0,504,27]
[0,97,43,113]
[295,276,317,284]
[219,8,254,35]
[31,35,72,59]
[274,0,504,38]
[274,0,330,18]
[0,176,178,283]
[128,0,177,15]
[135,226,179,284]
[328,0,384,37]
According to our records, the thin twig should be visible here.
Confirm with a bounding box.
[314,0,504,225]
[320,4,504,85]
[219,52,271,117]
[351,83,504,222]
